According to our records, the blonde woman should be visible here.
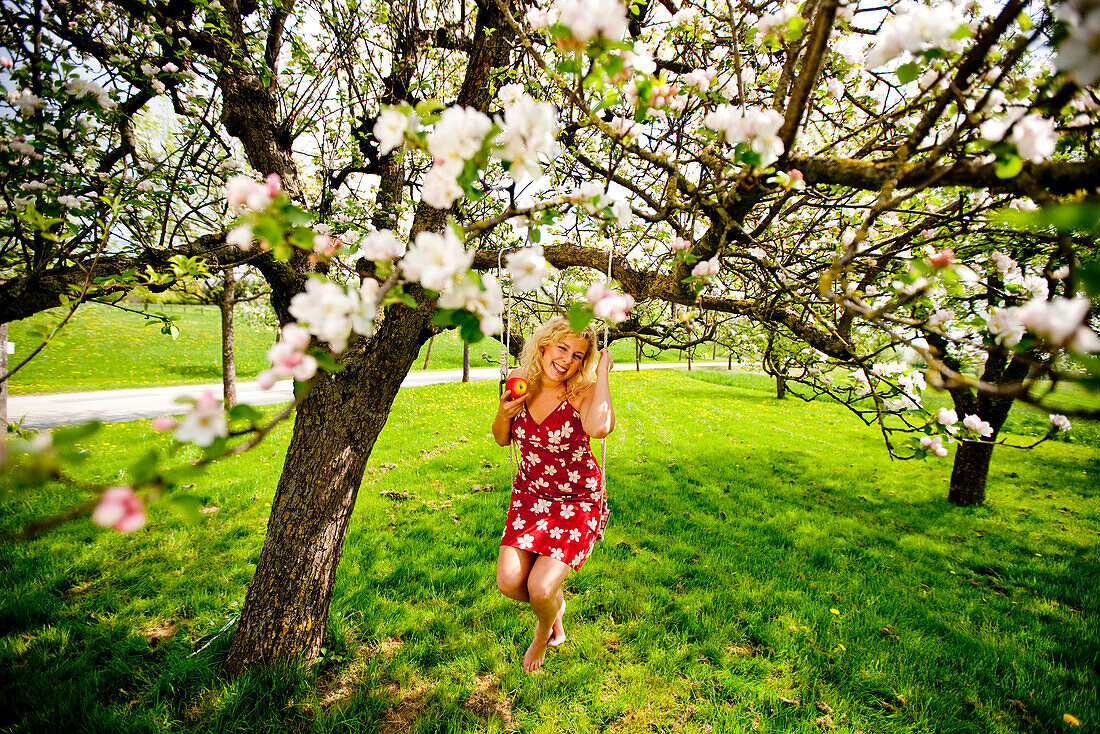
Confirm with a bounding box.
[491,315,615,672]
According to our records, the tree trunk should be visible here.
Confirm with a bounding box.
[220,268,238,410]
[948,440,995,505]
[421,334,434,370]
[687,352,692,371]
[727,352,732,370]
[776,375,786,399]
[635,338,640,371]
[224,303,433,673]
[462,341,470,382]
[944,346,1028,506]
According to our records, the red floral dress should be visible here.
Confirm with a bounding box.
[500,399,607,569]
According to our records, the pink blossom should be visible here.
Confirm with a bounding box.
[929,248,955,268]
[920,435,949,457]
[174,389,227,447]
[670,236,691,251]
[151,415,177,431]
[262,323,318,384]
[313,234,335,257]
[691,255,720,278]
[962,414,993,438]
[586,282,635,324]
[1019,296,1100,353]
[92,486,146,533]
[936,407,958,428]
[1050,414,1072,432]
[265,173,281,197]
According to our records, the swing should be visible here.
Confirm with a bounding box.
[496,235,615,541]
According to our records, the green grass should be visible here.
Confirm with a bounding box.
[1,371,1097,733]
[6,304,703,394]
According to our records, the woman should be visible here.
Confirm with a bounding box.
[491,315,615,672]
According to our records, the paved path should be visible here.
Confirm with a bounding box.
[8,362,728,429]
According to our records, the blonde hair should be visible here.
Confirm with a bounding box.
[519,315,599,399]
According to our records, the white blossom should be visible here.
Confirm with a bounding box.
[400,227,474,292]
[374,108,415,156]
[1019,296,1100,352]
[1049,413,1072,432]
[555,0,628,42]
[506,246,550,292]
[288,278,355,353]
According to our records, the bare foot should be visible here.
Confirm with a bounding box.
[548,600,567,648]
[524,620,552,673]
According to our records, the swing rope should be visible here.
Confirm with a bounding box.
[498,246,517,490]
[598,245,612,539]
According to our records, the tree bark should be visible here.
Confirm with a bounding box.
[462,341,470,382]
[223,0,516,673]
[223,303,433,673]
[947,440,996,505]
[220,267,238,410]
[945,348,1029,505]
[635,338,641,371]
[421,335,434,370]
[776,375,787,400]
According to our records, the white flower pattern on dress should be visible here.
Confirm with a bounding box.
[551,548,565,561]
[512,517,526,530]
[569,529,581,541]
[532,498,551,514]
[517,534,534,550]
[549,526,563,539]
[536,519,549,531]
[560,505,575,519]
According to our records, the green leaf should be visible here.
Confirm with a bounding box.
[311,348,346,373]
[896,61,920,85]
[228,403,264,424]
[51,421,102,447]
[994,202,1100,235]
[129,450,160,484]
[167,493,203,524]
[1079,261,1100,299]
[568,303,594,332]
[950,23,974,40]
[457,311,484,344]
[995,154,1024,179]
[432,308,460,327]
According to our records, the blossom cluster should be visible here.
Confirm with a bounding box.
[506,246,551,293]
[288,276,382,353]
[586,282,635,324]
[544,0,628,43]
[864,0,965,69]
[980,112,1059,164]
[703,106,785,167]
[256,324,318,388]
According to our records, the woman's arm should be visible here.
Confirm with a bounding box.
[492,369,528,446]
[579,349,615,439]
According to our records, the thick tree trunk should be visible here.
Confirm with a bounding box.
[776,375,786,399]
[220,268,237,410]
[224,303,433,673]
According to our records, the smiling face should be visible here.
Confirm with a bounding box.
[540,336,590,386]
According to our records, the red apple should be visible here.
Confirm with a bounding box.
[505,376,528,399]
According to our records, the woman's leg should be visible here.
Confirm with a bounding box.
[496,545,535,602]
[523,555,572,672]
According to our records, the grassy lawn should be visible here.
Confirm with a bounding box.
[6,303,701,394]
[0,371,1096,733]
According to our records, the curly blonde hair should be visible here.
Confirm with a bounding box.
[518,315,599,399]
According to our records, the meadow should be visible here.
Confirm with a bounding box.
[1,370,1097,733]
[5,303,693,394]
